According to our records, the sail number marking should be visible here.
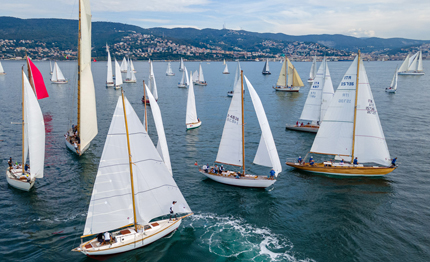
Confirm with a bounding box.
[227,114,240,124]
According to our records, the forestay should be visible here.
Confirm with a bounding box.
[79,0,98,151]
[245,76,282,176]
[83,96,190,236]
[186,72,198,124]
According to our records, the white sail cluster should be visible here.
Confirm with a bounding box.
[51,62,66,82]
[398,51,424,74]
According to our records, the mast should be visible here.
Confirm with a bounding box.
[77,0,82,153]
[21,67,25,175]
[241,70,245,175]
[143,80,148,132]
[351,50,361,162]
[121,89,138,230]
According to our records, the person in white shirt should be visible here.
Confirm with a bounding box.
[170,201,177,221]
[103,231,111,245]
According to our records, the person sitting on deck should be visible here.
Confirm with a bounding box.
[103,232,111,245]
[97,233,104,245]
[268,169,276,180]
[8,157,12,171]
[236,171,241,179]
[309,156,313,164]
[170,201,177,220]
[340,159,344,165]
[74,142,79,153]
[301,122,304,127]
[298,156,302,164]
[202,164,207,172]
[391,157,397,167]
[310,159,315,166]
[220,165,224,174]
[25,164,29,172]
[353,157,358,165]
[296,121,299,126]
[215,165,219,174]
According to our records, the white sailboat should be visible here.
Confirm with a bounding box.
[106,44,114,87]
[64,0,98,156]
[398,51,424,75]
[273,57,304,92]
[286,58,334,133]
[227,61,241,97]
[6,70,45,191]
[166,62,175,76]
[124,59,136,83]
[72,90,192,257]
[386,66,398,93]
[51,62,68,83]
[223,59,226,65]
[194,63,207,86]
[262,59,271,75]
[186,71,201,130]
[222,63,229,74]
[308,55,317,82]
[178,66,189,88]
[130,60,136,73]
[0,61,5,75]
[120,57,128,73]
[49,61,53,75]
[179,57,185,72]
[286,51,397,177]
[192,70,198,83]
[200,71,282,188]
[114,59,123,89]
[142,61,158,104]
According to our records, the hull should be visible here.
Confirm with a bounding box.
[124,79,136,83]
[65,136,90,156]
[121,70,127,73]
[178,84,187,88]
[114,85,121,90]
[222,72,230,74]
[51,80,68,84]
[286,162,396,177]
[307,78,314,83]
[6,169,35,191]
[199,170,276,188]
[166,73,175,76]
[227,92,233,97]
[398,71,424,75]
[385,88,396,93]
[141,98,157,105]
[262,71,271,75]
[0,72,6,75]
[194,81,207,86]
[75,218,184,256]
[285,124,318,133]
[106,82,114,87]
[273,86,300,92]
[186,121,202,130]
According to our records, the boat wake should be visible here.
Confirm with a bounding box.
[185,213,314,262]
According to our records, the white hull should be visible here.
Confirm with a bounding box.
[121,70,127,73]
[199,170,276,188]
[222,72,230,74]
[106,82,114,87]
[307,78,314,83]
[178,84,187,88]
[124,79,136,83]
[296,169,389,177]
[114,85,121,90]
[65,136,90,156]
[186,121,202,130]
[76,218,182,256]
[385,88,396,93]
[227,92,233,97]
[166,73,175,76]
[6,169,35,191]
[51,80,68,84]
[194,81,207,86]
[273,86,301,92]
[398,71,424,75]
[285,124,318,133]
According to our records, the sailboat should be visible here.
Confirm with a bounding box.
[0,61,5,75]
[286,57,334,133]
[6,58,48,191]
[114,59,123,89]
[223,59,226,65]
[308,55,317,82]
[49,61,53,75]
[51,62,68,83]
[124,59,136,83]
[286,51,397,177]
[192,70,198,83]
[398,51,424,75]
[223,63,229,74]
[106,44,114,87]
[130,60,136,73]
[186,71,202,130]
[199,71,282,188]
[64,0,98,156]
[386,66,398,93]
[273,56,304,92]
[166,62,175,76]
[194,63,207,86]
[72,90,192,257]
[179,57,185,72]
[227,61,242,97]
[262,59,271,75]
[178,66,189,88]
[120,57,128,73]
[142,61,158,104]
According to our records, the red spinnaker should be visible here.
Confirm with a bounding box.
[27,57,49,99]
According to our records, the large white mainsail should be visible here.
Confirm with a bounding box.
[145,84,172,174]
[130,60,136,72]
[223,64,229,74]
[398,54,410,72]
[114,59,123,87]
[106,45,113,84]
[186,72,198,125]
[417,51,423,72]
[277,59,287,86]
[262,59,270,73]
[309,55,317,80]
[125,60,136,82]
[216,76,243,166]
[192,70,198,82]
[166,62,174,75]
[198,63,205,82]
[179,57,185,71]
[83,95,190,236]
[320,59,334,120]
[149,61,158,100]
[23,71,45,179]
[185,67,189,85]
[120,57,127,72]
[244,76,282,176]
[79,0,98,152]
[408,52,418,71]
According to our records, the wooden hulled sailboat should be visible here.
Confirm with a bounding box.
[223,63,229,74]
[273,57,304,92]
[51,62,68,83]
[386,66,398,93]
[114,59,123,89]
[6,59,48,191]
[194,63,207,86]
[178,66,189,88]
[166,62,175,76]
[142,61,158,104]
[64,0,98,156]
[262,59,271,75]
[120,57,127,73]
[179,57,185,72]
[124,59,136,83]
[398,51,424,75]
[72,90,192,257]
[286,58,334,133]
[286,51,397,177]
[199,71,282,188]
[307,55,317,82]
[186,71,201,130]
[106,44,114,87]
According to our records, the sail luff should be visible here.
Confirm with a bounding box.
[22,69,26,174]
[351,51,361,161]
[241,70,245,175]
[320,59,334,121]
[115,59,123,86]
[198,64,205,82]
[185,68,189,85]
[51,62,58,82]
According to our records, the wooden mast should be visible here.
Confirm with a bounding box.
[351,50,361,162]
[143,80,148,132]
[77,0,82,154]
[121,89,138,230]
[241,70,245,175]
[21,67,25,175]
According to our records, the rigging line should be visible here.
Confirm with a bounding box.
[99,158,164,169]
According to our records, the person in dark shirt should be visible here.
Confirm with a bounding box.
[391,157,397,167]
[353,157,358,165]
[298,156,302,164]
[8,157,12,171]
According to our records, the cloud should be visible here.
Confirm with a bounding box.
[131,18,171,24]
[92,0,210,13]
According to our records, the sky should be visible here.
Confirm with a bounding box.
[1,0,430,40]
